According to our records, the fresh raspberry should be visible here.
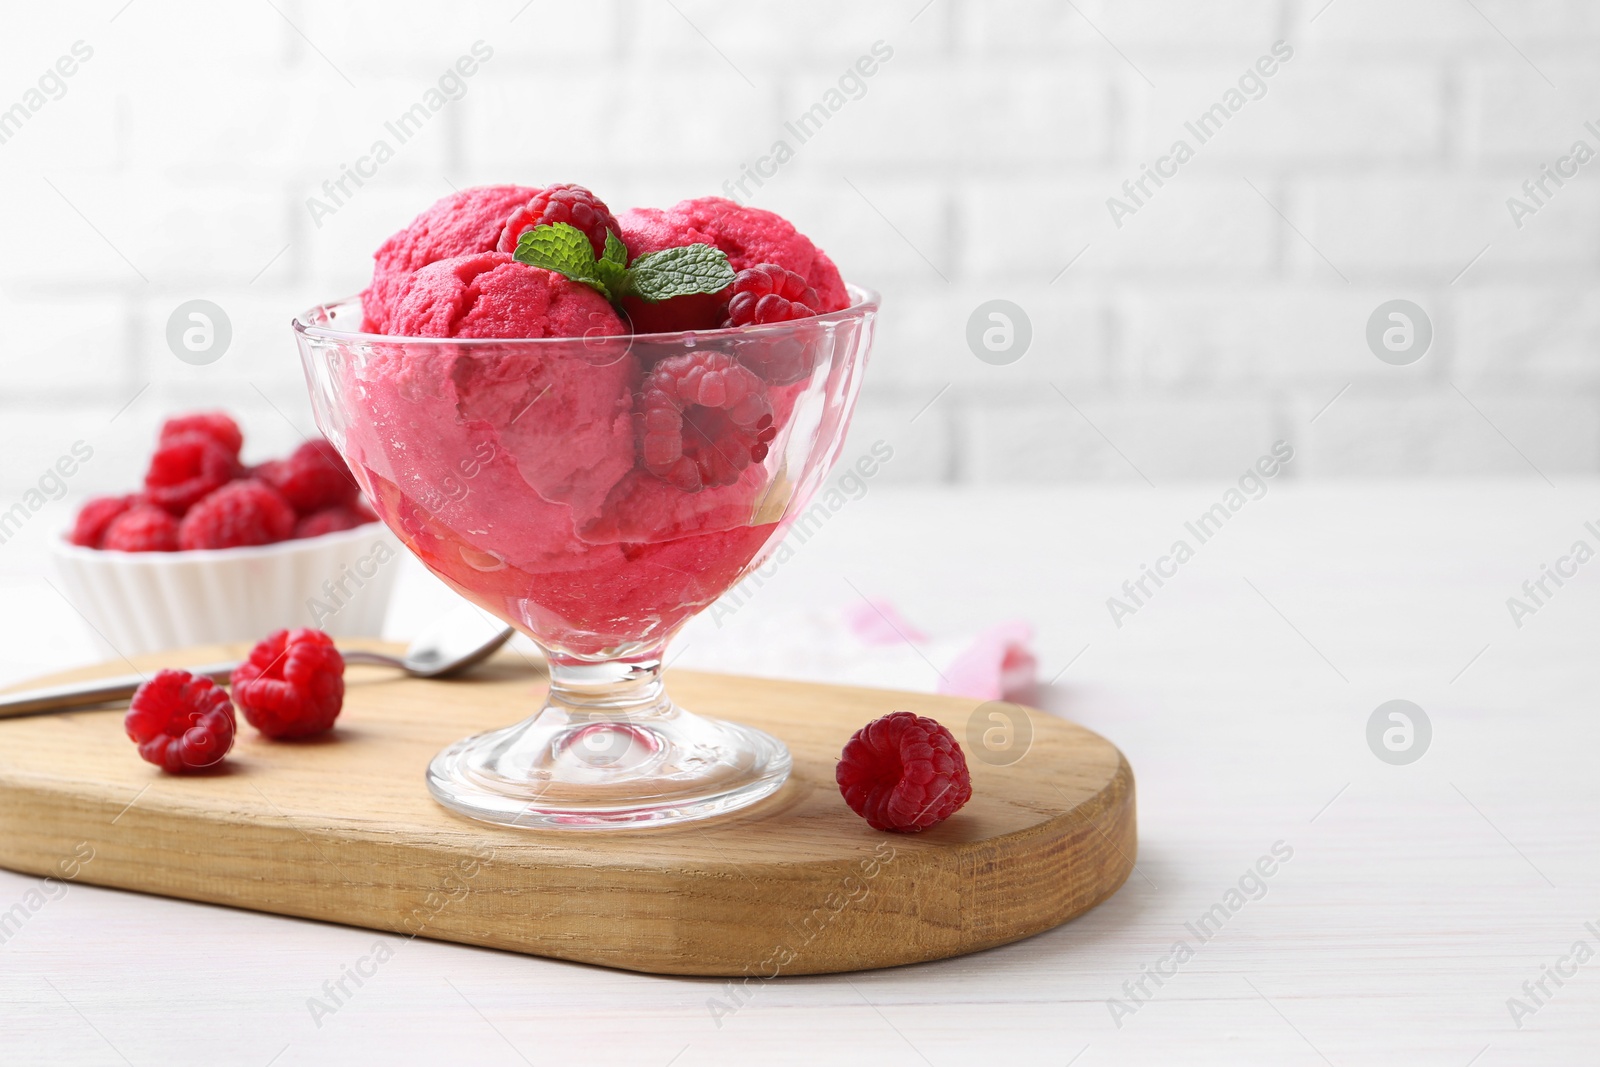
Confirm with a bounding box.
[722,263,819,327]
[720,264,824,385]
[293,503,377,539]
[144,432,237,515]
[177,480,295,550]
[636,352,775,492]
[69,494,136,548]
[230,628,346,739]
[497,183,620,260]
[159,412,243,459]
[102,504,181,552]
[731,333,818,386]
[258,439,358,514]
[125,669,236,773]
[836,712,973,832]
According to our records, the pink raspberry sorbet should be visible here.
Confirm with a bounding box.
[361,184,538,333]
[388,252,626,340]
[616,198,848,333]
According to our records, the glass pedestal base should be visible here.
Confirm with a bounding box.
[425,655,791,829]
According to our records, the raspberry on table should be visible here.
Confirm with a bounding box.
[836,711,973,832]
[636,351,775,492]
[69,495,136,548]
[159,412,244,459]
[497,183,620,260]
[143,432,238,515]
[177,480,296,550]
[293,503,377,539]
[722,263,819,328]
[102,504,181,552]
[125,669,236,773]
[259,438,358,514]
[230,628,346,739]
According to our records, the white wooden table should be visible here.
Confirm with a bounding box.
[2,483,1595,1066]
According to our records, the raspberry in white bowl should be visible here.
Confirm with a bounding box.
[52,412,398,656]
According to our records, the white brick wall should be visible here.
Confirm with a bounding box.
[2,0,1598,503]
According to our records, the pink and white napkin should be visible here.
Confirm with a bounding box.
[674,599,1036,701]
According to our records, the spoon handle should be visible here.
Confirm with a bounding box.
[339,649,408,669]
[0,661,240,719]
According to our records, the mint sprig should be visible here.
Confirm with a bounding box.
[513,223,734,306]
[514,223,604,292]
[625,244,735,303]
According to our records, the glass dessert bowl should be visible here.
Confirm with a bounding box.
[294,287,876,828]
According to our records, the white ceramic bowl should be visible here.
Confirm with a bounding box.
[51,522,401,657]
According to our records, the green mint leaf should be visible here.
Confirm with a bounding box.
[594,256,628,295]
[625,243,735,303]
[601,229,628,269]
[513,223,603,293]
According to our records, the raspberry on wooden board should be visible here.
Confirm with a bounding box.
[124,670,236,773]
[836,712,973,832]
[230,628,346,740]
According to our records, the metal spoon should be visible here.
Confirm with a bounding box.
[0,614,515,719]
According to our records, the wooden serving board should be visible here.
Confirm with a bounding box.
[0,643,1135,976]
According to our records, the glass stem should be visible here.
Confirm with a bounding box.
[543,650,671,721]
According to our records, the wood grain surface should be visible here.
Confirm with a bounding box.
[0,643,1136,977]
